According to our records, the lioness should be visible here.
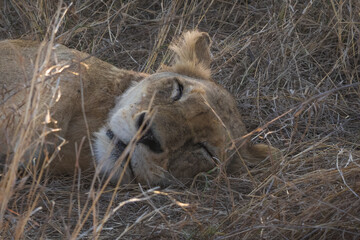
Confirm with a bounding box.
[0,31,279,185]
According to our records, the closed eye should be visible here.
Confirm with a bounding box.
[172,79,183,101]
[197,142,214,158]
[198,142,221,165]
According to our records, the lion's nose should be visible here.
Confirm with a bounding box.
[136,112,146,130]
[138,129,163,153]
[135,112,164,153]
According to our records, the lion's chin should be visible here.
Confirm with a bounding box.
[93,127,135,184]
[105,128,128,159]
[94,127,177,187]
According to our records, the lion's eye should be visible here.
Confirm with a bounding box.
[172,79,183,101]
[198,142,214,158]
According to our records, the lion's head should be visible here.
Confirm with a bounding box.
[94,31,279,186]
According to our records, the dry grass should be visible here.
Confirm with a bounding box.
[1,0,360,239]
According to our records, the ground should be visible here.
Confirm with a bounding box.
[0,0,359,239]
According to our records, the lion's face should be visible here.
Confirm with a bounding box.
[93,30,279,186]
[94,72,244,185]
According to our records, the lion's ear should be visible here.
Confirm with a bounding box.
[160,30,213,80]
[244,144,282,164]
[227,143,282,174]
[173,31,212,68]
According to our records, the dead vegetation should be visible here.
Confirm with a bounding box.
[0,0,360,239]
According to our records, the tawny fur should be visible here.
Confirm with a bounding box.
[159,31,212,80]
[0,31,280,185]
